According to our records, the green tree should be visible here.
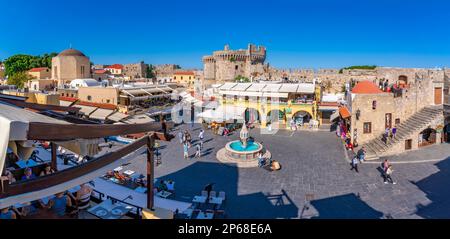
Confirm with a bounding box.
[3,53,57,77]
[339,65,377,73]
[146,64,155,78]
[7,71,34,89]
[235,75,250,83]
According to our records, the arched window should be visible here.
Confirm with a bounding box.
[372,100,377,110]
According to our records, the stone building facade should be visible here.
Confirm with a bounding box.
[154,64,180,77]
[347,71,446,157]
[123,61,148,80]
[52,48,91,87]
[202,44,267,85]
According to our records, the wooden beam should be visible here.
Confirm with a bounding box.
[147,135,155,210]
[27,122,166,141]
[50,142,57,171]
[0,98,80,113]
[1,137,149,199]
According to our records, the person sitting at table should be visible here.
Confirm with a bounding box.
[1,169,16,184]
[46,192,72,217]
[21,167,36,181]
[0,207,17,219]
[40,163,55,176]
[270,160,281,171]
[166,180,175,192]
[70,183,93,218]
[157,180,168,191]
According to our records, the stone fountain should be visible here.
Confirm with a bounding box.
[216,122,271,168]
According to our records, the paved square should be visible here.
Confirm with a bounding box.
[123,124,450,219]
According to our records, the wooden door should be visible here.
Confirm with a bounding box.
[385,113,392,129]
[405,139,412,150]
[435,87,442,105]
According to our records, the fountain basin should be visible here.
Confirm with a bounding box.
[225,140,263,160]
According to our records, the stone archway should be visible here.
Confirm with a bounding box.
[292,110,313,125]
[267,109,285,124]
[444,116,450,143]
[245,108,260,123]
[418,127,437,147]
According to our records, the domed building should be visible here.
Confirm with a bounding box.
[52,48,91,87]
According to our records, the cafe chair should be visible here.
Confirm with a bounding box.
[215,210,226,219]
[218,191,226,201]
[209,191,216,198]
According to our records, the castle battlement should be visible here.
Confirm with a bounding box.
[202,44,267,82]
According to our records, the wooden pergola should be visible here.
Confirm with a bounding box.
[0,97,173,210]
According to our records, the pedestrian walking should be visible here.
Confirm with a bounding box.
[195,144,201,158]
[357,146,366,162]
[199,129,204,149]
[392,126,397,139]
[257,152,265,167]
[350,156,359,173]
[178,131,183,144]
[384,165,396,184]
[184,130,192,148]
[384,127,390,144]
[183,143,189,159]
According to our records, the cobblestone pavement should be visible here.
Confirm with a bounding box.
[122,124,450,219]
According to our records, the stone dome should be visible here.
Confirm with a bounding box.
[57,48,86,57]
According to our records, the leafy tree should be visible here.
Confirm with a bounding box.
[3,53,57,77]
[339,65,377,73]
[7,71,34,89]
[146,64,155,78]
[235,75,250,83]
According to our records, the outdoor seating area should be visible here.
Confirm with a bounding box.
[175,189,227,219]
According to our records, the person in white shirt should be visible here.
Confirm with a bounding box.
[198,130,204,149]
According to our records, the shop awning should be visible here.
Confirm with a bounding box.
[238,91,263,97]
[319,105,339,111]
[330,110,340,122]
[197,105,245,122]
[107,112,129,122]
[59,100,73,107]
[339,106,351,119]
[75,105,98,116]
[262,92,289,98]
[89,108,114,120]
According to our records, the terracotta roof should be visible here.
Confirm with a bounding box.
[351,81,383,94]
[59,96,116,110]
[106,64,123,70]
[94,69,109,74]
[59,96,78,102]
[29,67,49,72]
[76,101,117,110]
[339,106,351,119]
[174,71,195,76]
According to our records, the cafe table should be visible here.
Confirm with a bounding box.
[87,198,133,219]
[156,190,172,198]
[192,196,207,204]
[196,212,214,219]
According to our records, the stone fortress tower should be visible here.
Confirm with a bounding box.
[203,44,267,85]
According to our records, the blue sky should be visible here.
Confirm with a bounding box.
[1,0,450,68]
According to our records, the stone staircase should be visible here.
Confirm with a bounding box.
[363,106,443,160]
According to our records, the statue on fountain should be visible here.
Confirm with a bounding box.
[240,122,249,148]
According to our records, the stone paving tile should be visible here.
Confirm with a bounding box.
[120,123,450,219]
